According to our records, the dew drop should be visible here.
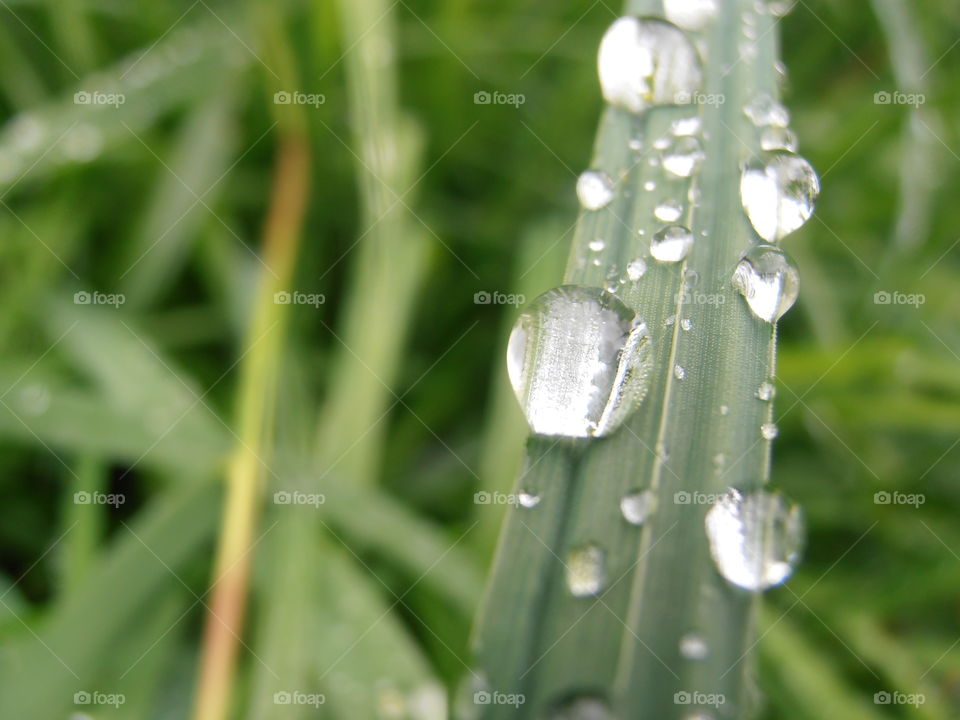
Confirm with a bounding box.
[589,238,606,252]
[577,170,615,210]
[743,92,789,127]
[679,632,709,660]
[620,489,657,525]
[760,126,798,152]
[760,422,779,439]
[507,286,654,438]
[662,136,705,178]
[766,0,796,17]
[653,135,671,150]
[664,0,718,31]
[756,381,776,401]
[740,151,819,242]
[671,115,702,137]
[628,137,644,151]
[719,404,730,415]
[626,258,647,280]
[654,200,684,223]
[732,245,800,323]
[681,318,692,331]
[518,491,541,508]
[566,543,606,597]
[598,17,704,113]
[705,488,804,591]
[674,364,686,380]
[643,180,657,192]
[651,224,694,262]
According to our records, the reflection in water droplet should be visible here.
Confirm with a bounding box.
[566,544,606,597]
[621,489,657,525]
[518,491,541,508]
[626,258,647,280]
[651,225,694,262]
[680,633,709,660]
[507,286,654,438]
[760,422,779,440]
[743,92,789,127]
[740,151,819,241]
[756,381,776,401]
[732,245,800,323]
[577,170,615,210]
[760,126,798,152]
[705,488,804,591]
[664,0,718,30]
[662,136,705,178]
[654,199,684,223]
[598,17,704,113]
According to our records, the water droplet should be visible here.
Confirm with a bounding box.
[681,318,692,331]
[671,115,702,137]
[674,364,686,380]
[662,136,704,178]
[766,0,796,17]
[626,258,648,280]
[577,170,615,210]
[743,92,789,127]
[664,0,718,30]
[679,632,709,660]
[628,137,644,151]
[654,200,684,223]
[732,245,800,323]
[643,180,657,192]
[760,422,779,439]
[598,17,704,113]
[719,404,730,415]
[651,225,694,261]
[566,543,606,597]
[545,695,615,720]
[621,489,657,525]
[518,491,541,508]
[760,126,798,152]
[705,489,804,591]
[507,286,654,438]
[653,135,671,150]
[756,381,776,401]
[589,238,606,252]
[740,151,819,241]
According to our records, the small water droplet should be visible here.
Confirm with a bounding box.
[743,92,789,127]
[680,632,710,660]
[518,491,541,508]
[671,115,702,137]
[626,258,648,280]
[705,488,804,591]
[674,364,686,380]
[577,170,615,210]
[766,0,796,17]
[719,404,730,415]
[664,0,718,30]
[662,136,704,178]
[681,318,692,331]
[507,286,655,438]
[598,17,704,113]
[628,137,644,151]
[643,180,657,192]
[756,381,776,401]
[760,422,779,439]
[566,543,606,597]
[620,489,657,525]
[589,238,606,252]
[654,200,684,223]
[651,224,694,261]
[732,245,800,323]
[653,135,671,150]
[760,126,798,152]
[740,151,819,241]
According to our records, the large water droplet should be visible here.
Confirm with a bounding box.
[664,0,718,31]
[577,170,615,210]
[566,543,606,597]
[620,489,657,525]
[732,245,800,323]
[743,92,789,127]
[662,136,705,178]
[740,151,819,241]
[545,695,615,720]
[705,489,804,591]
[651,225,694,262]
[507,286,654,438]
[598,17,703,113]
[760,126,798,152]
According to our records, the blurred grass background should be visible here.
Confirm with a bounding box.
[0,0,958,718]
